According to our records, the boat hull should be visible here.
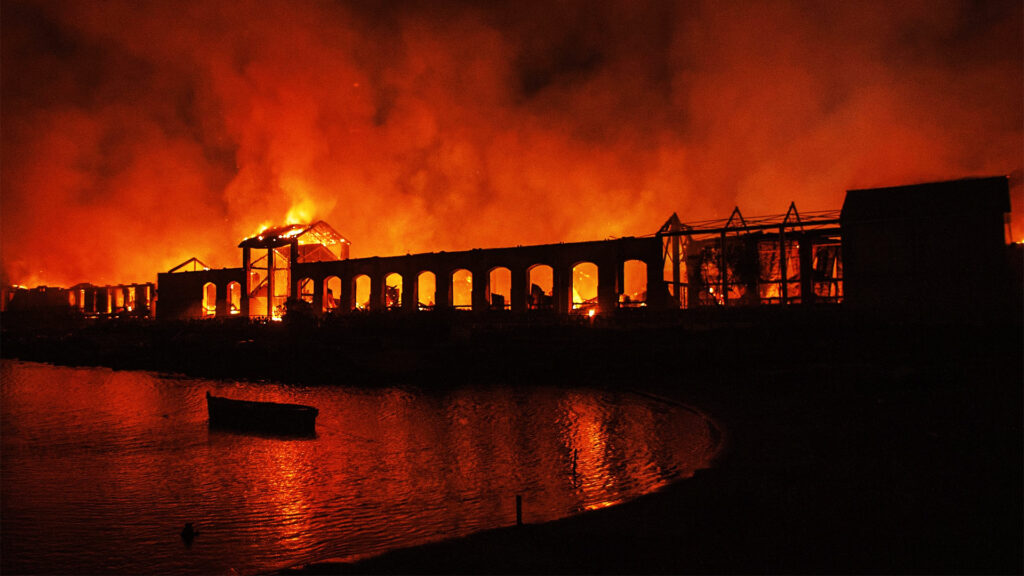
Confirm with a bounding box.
[206,392,318,436]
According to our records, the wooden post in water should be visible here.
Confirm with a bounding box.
[515,495,522,526]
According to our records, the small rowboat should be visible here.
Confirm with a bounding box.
[206,391,318,436]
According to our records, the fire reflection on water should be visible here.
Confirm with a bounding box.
[262,440,317,557]
[1,361,719,575]
[562,392,616,509]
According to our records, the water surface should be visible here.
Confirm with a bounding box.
[1,360,718,575]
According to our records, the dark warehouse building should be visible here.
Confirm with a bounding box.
[841,176,1014,321]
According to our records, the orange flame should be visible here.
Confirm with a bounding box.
[1,1,1020,287]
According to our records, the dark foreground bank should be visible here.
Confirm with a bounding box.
[3,308,1022,573]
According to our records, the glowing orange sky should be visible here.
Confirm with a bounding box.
[2,0,1021,287]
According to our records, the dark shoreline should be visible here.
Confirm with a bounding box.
[3,308,1022,574]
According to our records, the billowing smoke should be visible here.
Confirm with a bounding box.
[2,0,1021,287]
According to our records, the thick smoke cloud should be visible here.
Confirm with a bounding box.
[2,0,1021,286]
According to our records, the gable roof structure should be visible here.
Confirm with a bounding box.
[238,221,349,250]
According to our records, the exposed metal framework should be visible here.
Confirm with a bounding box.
[657,206,843,308]
[239,221,351,319]
[656,207,841,237]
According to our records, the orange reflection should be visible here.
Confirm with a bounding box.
[559,391,619,511]
[3,362,720,575]
[257,440,319,557]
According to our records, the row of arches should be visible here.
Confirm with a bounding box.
[198,260,651,318]
[298,261,648,314]
[69,284,153,316]
[202,281,242,317]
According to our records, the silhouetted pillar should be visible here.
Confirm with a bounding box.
[472,267,488,311]
[598,260,617,314]
[553,267,570,315]
[510,266,528,312]
[746,240,761,307]
[216,283,228,317]
[800,239,815,305]
[671,235,682,307]
[719,232,728,305]
[645,257,667,310]
[341,273,354,312]
[435,269,451,310]
[409,273,423,309]
[370,274,384,311]
[404,273,418,312]
[779,226,789,304]
[266,248,275,318]
[289,239,299,303]
[241,247,251,318]
[313,276,324,314]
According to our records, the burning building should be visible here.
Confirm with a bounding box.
[657,203,843,309]
[154,222,349,320]
[238,221,351,319]
[2,282,154,318]
[159,224,666,320]
[3,177,1015,324]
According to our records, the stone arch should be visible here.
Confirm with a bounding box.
[202,282,217,317]
[227,281,242,315]
[620,259,648,307]
[527,264,554,310]
[353,274,371,311]
[450,268,472,309]
[113,286,126,312]
[571,261,598,313]
[417,271,436,310]
[125,286,137,312]
[385,272,403,310]
[323,276,341,312]
[487,266,511,310]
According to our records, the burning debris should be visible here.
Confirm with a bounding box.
[239,221,349,319]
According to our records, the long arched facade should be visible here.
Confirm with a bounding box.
[273,236,668,316]
[155,236,668,319]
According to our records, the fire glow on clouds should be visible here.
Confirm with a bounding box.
[2,0,1021,286]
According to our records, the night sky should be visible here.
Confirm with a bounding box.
[2,0,1021,287]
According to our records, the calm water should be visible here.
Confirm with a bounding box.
[1,360,718,575]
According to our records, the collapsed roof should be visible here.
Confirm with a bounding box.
[238,221,349,249]
[238,220,350,262]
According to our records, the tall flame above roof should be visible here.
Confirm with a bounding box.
[239,221,348,248]
[239,221,350,262]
